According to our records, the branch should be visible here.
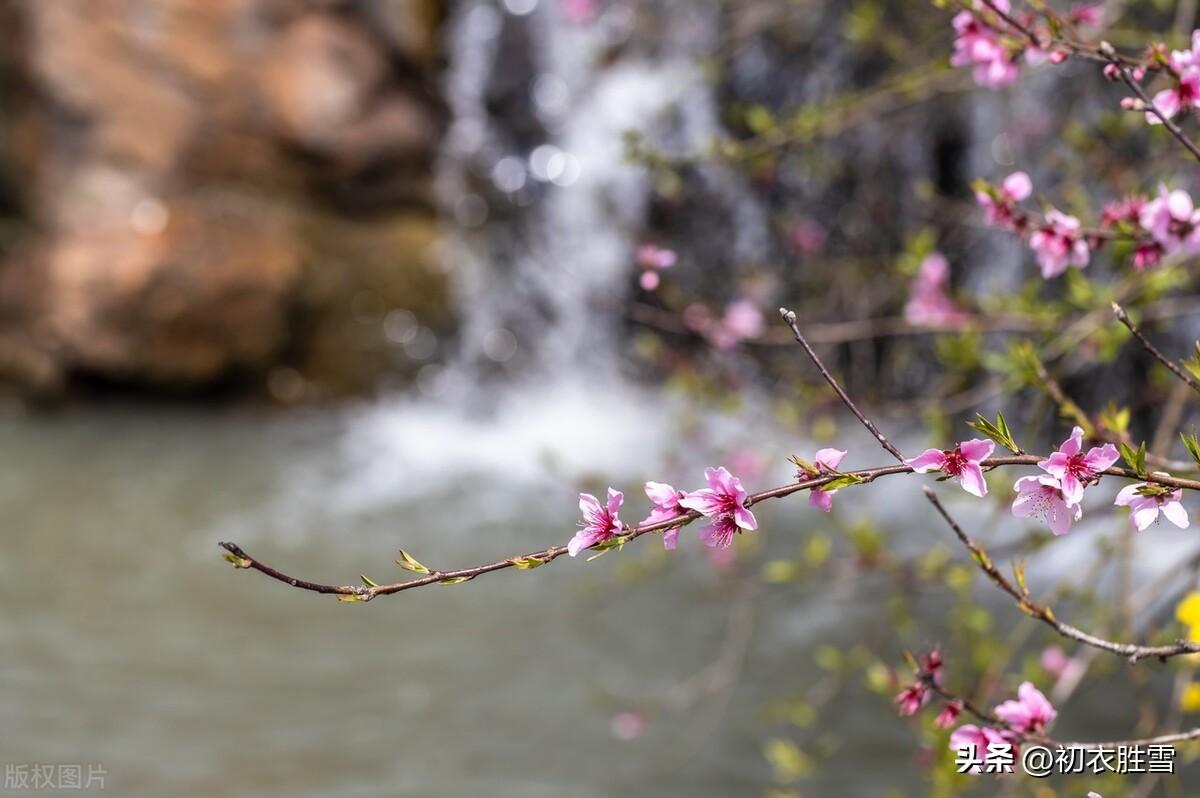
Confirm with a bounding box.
[779,307,906,462]
[220,455,1200,604]
[921,486,1200,662]
[1113,301,1200,396]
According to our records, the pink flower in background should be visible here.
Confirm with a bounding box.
[921,648,945,683]
[949,725,1010,772]
[726,448,767,482]
[895,683,929,716]
[1037,426,1119,507]
[1133,241,1165,271]
[905,439,995,497]
[935,701,963,729]
[1011,474,1081,535]
[710,299,765,349]
[787,217,828,255]
[1139,186,1200,256]
[994,681,1056,734]
[560,0,598,25]
[977,171,1032,230]
[951,2,1020,88]
[1100,195,1146,228]
[635,244,676,291]
[641,481,688,549]
[1068,3,1103,27]
[569,489,623,557]
[1040,646,1069,678]
[797,447,849,512]
[904,252,968,327]
[1114,483,1190,532]
[1029,209,1089,277]
[680,466,758,548]
[1147,34,1200,124]
[609,711,645,740]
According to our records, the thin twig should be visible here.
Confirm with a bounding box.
[1113,301,1200,396]
[779,307,905,462]
[921,486,1200,662]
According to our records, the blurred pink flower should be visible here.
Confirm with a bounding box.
[994,681,1056,734]
[569,489,623,557]
[904,252,968,327]
[951,2,1021,88]
[680,466,757,548]
[1037,426,1118,507]
[1040,645,1069,678]
[636,244,677,270]
[1114,483,1189,532]
[787,217,828,255]
[905,439,995,498]
[1069,4,1103,27]
[895,683,928,716]
[977,171,1032,231]
[949,725,1010,772]
[609,711,645,740]
[1139,185,1200,256]
[1012,474,1081,535]
[1029,209,1089,278]
[935,701,963,729]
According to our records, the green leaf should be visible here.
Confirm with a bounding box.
[222,552,252,569]
[438,575,474,585]
[966,411,1021,454]
[1182,429,1200,467]
[395,549,431,574]
[508,556,546,570]
[1119,441,1148,478]
[360,574,379,588]
[336,593,367,603]
[822,473,865,491]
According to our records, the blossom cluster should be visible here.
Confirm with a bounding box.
[950,2,1101,89]
[949,682,1057,772]
[976,171,1200,276]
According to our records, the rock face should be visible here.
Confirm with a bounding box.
[0,0,447,394]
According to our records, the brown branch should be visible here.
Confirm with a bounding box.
[1099,42,1200,165]
[1113,301,1200,396]
[779,307,905,462]
[921,486,1200,662]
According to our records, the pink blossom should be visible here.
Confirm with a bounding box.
[994,681,1057,734]
[796,447,848,512]
[690,300,765,350]
[895,683,928,716]
[935,701,963,729]
[951,3,1021,88]
[636,244,676,270]
[921,648,945,684]
[905,439,995,498]
[641,481,688,549]
[1029,209,1090,278]
[1138,186,1200,256]
[569,489,623,557]
[639,271,660,291]
[1037,426,1119,507]
[560,0,598,25]
[787,217,827,255]
[1040,645,1069,678]
[976,171,1032,230]
[1133,241,1165,271]
[949,725,1011,772]
[904,252,968,327]
[1068,4,1103,28]
[1011,474,1081,535]
[1100,195,1146,228]
[1148,68,1200,124]
[1114,483,1190,532]
[609,711,645,740]
[679,466,758,548]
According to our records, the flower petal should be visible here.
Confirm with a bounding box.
[957,438,996,463]
[905,449,946,473]
[958,463,988,498]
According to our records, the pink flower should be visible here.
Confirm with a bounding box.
[1138,186,1200,256]
[1029,209,1090,278]
[1037,426,1119,507]
[949,724,1011,772]
[1068,3,1103,27]
[895,683,928,716]
[635,244,675,292]
[1011,474,1082,535]
[1040,645,1069,678]
[1114,483,1190,532]
[994,681,1056,734]
[560,0,598,25]
[796,447,848,512]
[1133,241,1165,271]
[936,701,964,729]
[679,466,758,548]
[641,481,688,549]
[904,252,968,327]
[921,647,945,684]
[569,489,623,557]
[692,300,765,350]
[639,271,660,291]
[951,3,1021,88]
[977,171,1032,231]
[905,439,995,498]
[1147,35,1200,124]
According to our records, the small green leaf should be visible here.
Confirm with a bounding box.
[360,574,379,588]
[1119,441,1148,478]
[438,575,474,585]
[966,411,1021,454]
[822,473,865,491]
[223,552,252,569]
[1182,429,1200,466]
[508,556,546,570]
[336,593,366,603]
[395,549,431,575]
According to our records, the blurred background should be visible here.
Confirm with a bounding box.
[3,0,1200,795]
